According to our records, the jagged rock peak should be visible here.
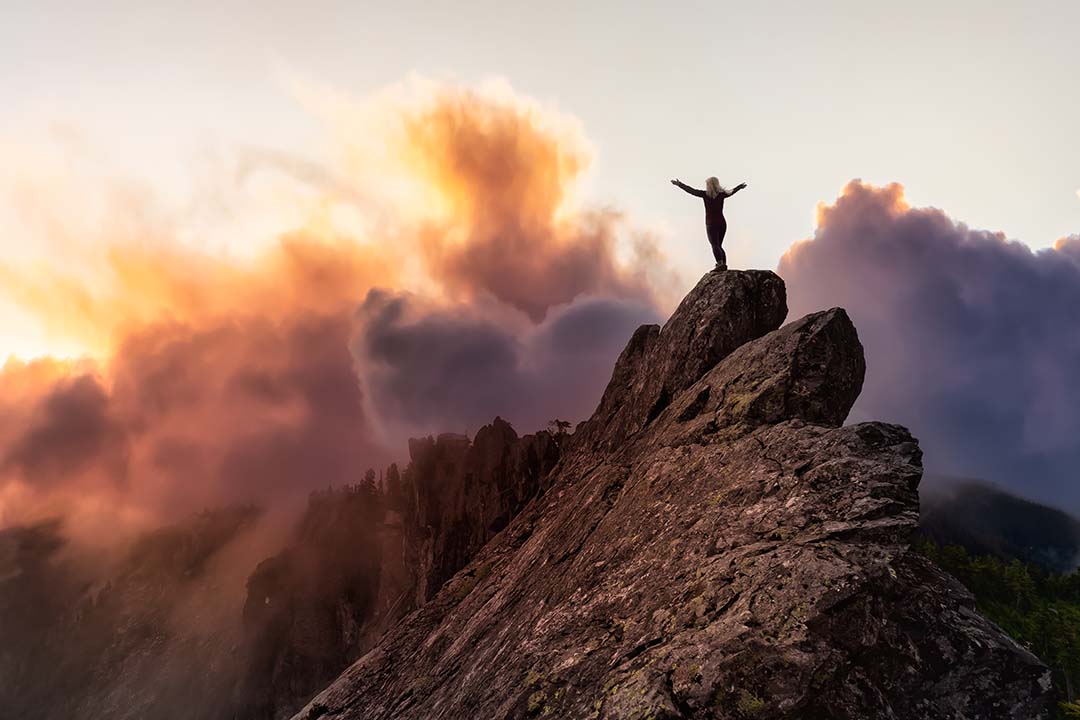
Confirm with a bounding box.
[401,418,561,603]
[294,270,1052,720]
[663,307,866,442]
[578,269,787,450]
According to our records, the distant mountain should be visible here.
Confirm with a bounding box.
[918,476,1080,573]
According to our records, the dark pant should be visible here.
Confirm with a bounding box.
[706,222,727,267]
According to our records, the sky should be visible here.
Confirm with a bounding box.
[2,2,1080,524]
[4,1,1079,294]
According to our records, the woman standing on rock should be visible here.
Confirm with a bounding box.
[671,177,747,270]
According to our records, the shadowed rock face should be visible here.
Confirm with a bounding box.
[0,508,262,720]
[234,421,562,720]
[577,270,787,451]
[400,419,562,605]
[237,488,384,720]
[292,270,1051,720]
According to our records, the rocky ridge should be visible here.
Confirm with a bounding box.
[293,270,1053,720]
[235,419,562,719]
[401,421,562,606]
[0,422,559,720]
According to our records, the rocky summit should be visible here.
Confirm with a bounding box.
[293,270,1052,720]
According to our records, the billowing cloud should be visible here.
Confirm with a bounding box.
[780,181,1080,510]
[397,90,658,321]
[353,290,659,440]
[341,83,669,440]
[0,80,674,538]
[2,375,129,488]
[0,237,391,540]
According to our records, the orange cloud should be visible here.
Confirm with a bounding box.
[0,235,392,542]
[398,87,656,321]
[0,79,673,543]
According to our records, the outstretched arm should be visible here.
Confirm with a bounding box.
[724,182,748,198]
[671,179,706,198]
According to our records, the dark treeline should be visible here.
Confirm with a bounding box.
[918,540,1080,717]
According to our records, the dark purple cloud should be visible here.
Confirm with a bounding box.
[780,181,1080,510]
[3,376,129,488]
[352,289,660,440]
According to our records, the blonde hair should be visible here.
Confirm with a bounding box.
[705,177,724,199]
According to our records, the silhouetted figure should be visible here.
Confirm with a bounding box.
[671,177,747,270]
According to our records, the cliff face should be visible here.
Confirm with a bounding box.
[236,487,384,720]
[400,420,562,604]
[293,270,1053,720]
[0,422,558,720]
[0,507,261,720]
[576,270,788,452]
[235,420,562,719]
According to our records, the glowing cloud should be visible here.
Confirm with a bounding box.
[0,79,673,539]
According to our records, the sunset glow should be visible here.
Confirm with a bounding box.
[0,80,669,541]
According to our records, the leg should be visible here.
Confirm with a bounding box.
[706,224,727,269]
